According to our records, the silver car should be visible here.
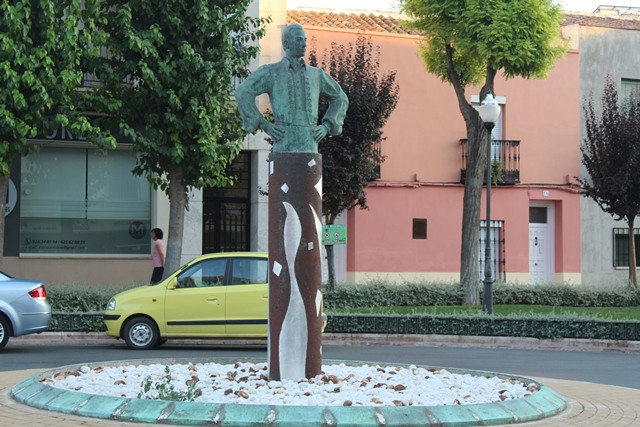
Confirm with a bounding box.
[0,271,51,350]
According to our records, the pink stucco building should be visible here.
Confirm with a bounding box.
[288,10,582,285]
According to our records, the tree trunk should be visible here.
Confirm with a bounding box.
[0,173,8,267]
[444,47,497,305]
[628,217,638,287]
[163,164,186,279]
[460,122,485,305]
[326,244,336,291]
[325,212,336,290]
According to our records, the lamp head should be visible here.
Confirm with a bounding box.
[478,93,501,124]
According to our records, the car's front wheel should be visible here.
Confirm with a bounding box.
[0,315,10,350]
[122,317,159,350]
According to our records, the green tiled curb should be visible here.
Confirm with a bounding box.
[11,358,566,426]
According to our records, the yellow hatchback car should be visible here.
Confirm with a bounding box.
[104,252,269,349]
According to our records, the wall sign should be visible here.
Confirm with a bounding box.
[322,224,346,245]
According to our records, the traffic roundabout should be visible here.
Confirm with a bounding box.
[11,357,566,426]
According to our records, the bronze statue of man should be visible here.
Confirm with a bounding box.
[236,24,348,152]
[237,24,348,380]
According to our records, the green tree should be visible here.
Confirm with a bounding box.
[581,76,640,288]
[87,0,268,276]
[0,0,113,265]
[401,0,566,304]
[309,36,399,290]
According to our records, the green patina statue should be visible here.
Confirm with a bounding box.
[236,24,348,153]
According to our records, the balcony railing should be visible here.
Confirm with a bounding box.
[370,140,381,180]
[460,139,520,185]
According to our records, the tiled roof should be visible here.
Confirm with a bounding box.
[563,13,640,30]
[287,10,640,34]
[287,10,418,35]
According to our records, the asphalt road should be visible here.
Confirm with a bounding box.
[2,340,638,389]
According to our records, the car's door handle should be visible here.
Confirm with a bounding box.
[263,294,268,299]
[206,297,220,304]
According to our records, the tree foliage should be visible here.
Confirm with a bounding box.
[580,76,640,287]
[309,36,399,289]
[401,0,566,304]
[310,36,399,223]
[86,0,268,276]
[0,0,113,263]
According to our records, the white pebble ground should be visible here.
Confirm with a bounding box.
[45,361,539,407]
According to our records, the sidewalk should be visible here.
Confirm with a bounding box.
[2,333,639,426]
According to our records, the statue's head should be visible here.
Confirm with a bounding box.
[282,24,306,59]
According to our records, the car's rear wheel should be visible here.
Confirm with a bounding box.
[0,316,10,350]
[122,317,159,350]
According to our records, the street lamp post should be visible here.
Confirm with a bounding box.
[478,93,501,315]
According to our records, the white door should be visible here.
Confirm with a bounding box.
[529,204,554,284]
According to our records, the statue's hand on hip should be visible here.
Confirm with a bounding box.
[313,124,328,143]
[262,121,285,142]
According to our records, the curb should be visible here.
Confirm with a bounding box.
[13,332,640,353]
[11,358,566,426]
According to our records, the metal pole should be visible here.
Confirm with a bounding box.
[483,122,495,315]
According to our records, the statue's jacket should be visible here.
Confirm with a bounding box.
[236,58,348,136]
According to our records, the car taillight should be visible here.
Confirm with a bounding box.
[28,286,47,299]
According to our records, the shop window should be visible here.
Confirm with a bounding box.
[20,147,151,255]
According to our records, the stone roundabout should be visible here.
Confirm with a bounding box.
[11,358,566,426]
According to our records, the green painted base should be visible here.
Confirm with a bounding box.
[11,358,566,426]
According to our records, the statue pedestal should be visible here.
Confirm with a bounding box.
[268,152,323,380]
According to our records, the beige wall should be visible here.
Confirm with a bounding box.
[3,257,149,287]
[577,24,640,286]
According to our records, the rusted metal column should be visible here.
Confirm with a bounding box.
[268,152,323,381]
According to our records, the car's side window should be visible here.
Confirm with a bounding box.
[177,258,227,288]
[230,258,268,285]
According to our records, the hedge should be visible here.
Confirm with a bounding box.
[326,314,640,340]
[324,282,640,308]
[46,282,640,313]
[48,312,640,341]
[45,281,640,341]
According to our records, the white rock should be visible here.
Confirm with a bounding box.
[45,361,535,407]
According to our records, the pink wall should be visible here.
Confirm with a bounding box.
[348,185,464,273]
[305,27,582,280]
[307,30,466,183]
[348,185,581,275]
[306,29,581,186]
[499,54,581,185]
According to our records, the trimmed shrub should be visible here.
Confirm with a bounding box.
[47,284,140,313]
[324,281,464,308]
[325,314,640,340]
[324,281,640,309]
[492,283,640,307]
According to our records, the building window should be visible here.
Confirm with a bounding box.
[613,228,640,268]
[529,207,547,224]
[20,147,151,255]
[479,220,505,281]
[412,218,427,239]
[621,78,640,101]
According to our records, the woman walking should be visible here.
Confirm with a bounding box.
[150,228,165,284]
